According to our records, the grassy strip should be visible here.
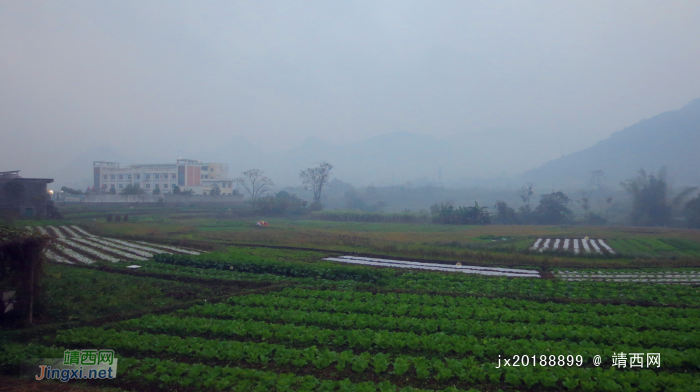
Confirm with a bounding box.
[311,210,431,224]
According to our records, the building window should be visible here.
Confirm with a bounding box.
[110,184,115,189]
[118,175,124,179]
[103,175,108,179]
[145,174,150,179]
[118,184,123,188]
[111,175,116,179]
[164,184,168,188]
[171,174,176,179]
[146,184,150,189]
[154,174,159,179]
[127,174,132,179]
[136,174,141,179]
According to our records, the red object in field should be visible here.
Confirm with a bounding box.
[256,221,269,227]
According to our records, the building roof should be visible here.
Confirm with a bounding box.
[128,164,177,168]
[0,171,53,183]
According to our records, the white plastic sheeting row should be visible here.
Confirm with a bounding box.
[557,270,699,284]
[57,238,121,263]
[43,249,73,264]
[323,256,540,278]
[27,225,201,264]
[135,241,201,255]
[530,238,615,255]
[54,242,95,264]
[71,237,148,261]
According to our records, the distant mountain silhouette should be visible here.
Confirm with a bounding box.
[522,98,700,188]
[241,132,440,186]
[52,98,700,191]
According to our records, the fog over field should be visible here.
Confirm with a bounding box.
[2,1,700,191]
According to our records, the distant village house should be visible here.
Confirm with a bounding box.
[0,171,54,218]
[91,159,235,195]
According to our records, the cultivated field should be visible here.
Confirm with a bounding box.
[2,204,700,391]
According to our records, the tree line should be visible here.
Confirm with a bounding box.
[490,168,700,228]
[234,162,334,215]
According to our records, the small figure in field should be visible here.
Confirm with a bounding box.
[256,221,269,227]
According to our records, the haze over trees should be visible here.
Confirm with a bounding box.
[621,168,672,227]
[254,191,308,215]
[620,167,699,227]
[533,192,574,224]
[491,191,574,225]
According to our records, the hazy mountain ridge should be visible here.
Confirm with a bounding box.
[52,98,700,191]
[522,98,700,188]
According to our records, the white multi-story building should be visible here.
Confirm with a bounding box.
[92,159,235,195]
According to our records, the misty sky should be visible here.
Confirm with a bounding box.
[2,1,700,180]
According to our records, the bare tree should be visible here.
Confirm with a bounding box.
[605,197,614,220]
[299,162,333,204]
[589,170,606,191]
[518,183,534,210]
[236,169,274,200]
[579,196,590,221]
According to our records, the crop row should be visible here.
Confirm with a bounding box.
[629,239,700,258]
[105,238,168,254]
[117,314,700,369]
[57,238,121,263]
[385,271,698,305]
[29,225,209,261]
[52,327,700,391]
[229,291,700,330]
[152,253,394,283]
[605,239,700,258]
[43,249,73,264]
[275,288,700,318]
[152,250,699,305]
[73,236,149,260]
[660,239,700,252]
[126,357,415,392]
[0,343,452,392]
[181,303,698,349]
[53,242,95,264]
